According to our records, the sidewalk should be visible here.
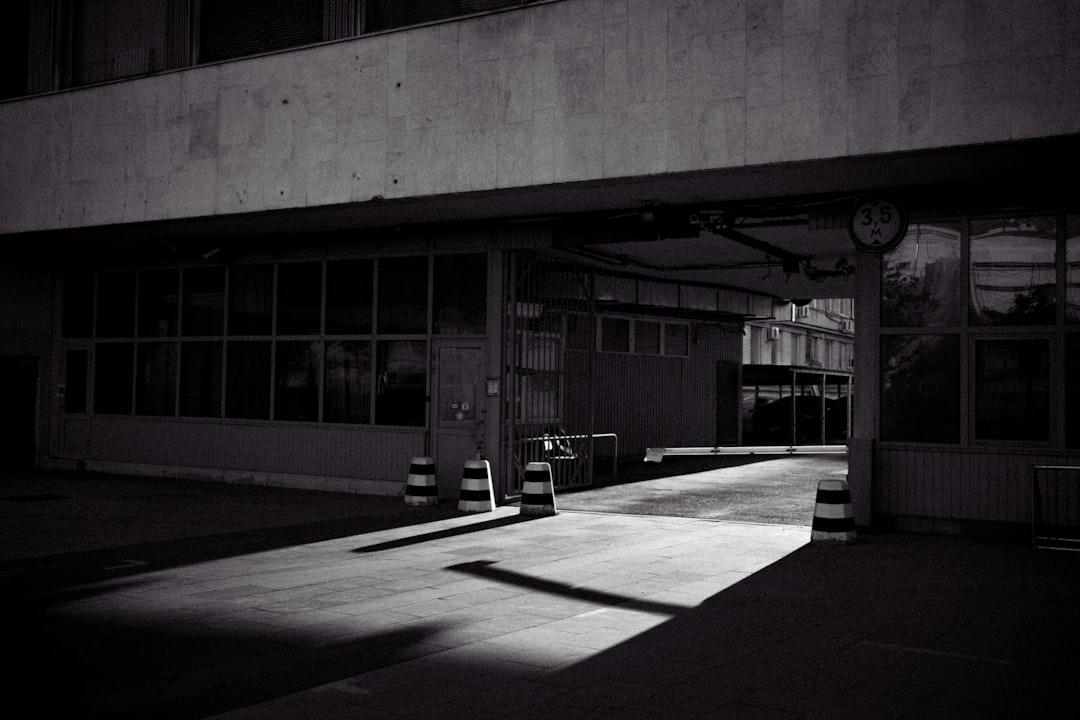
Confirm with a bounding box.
[2,470,1078,719]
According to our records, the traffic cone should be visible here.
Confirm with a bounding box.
[458,459,495,513]
[811,477,856,543]
[520,461,557,516]
[404,456,438,506]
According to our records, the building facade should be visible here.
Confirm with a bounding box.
[742,298,854,446]
[1,0,1078,534]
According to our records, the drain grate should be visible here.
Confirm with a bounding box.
[1,493,70,502]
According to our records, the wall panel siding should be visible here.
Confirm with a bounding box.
[90,416,423,489]
[877,446,1080,526]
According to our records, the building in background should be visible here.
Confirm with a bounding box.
[742,298,854,446]
[1,0,1077,537]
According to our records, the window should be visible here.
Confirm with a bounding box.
[974,339,1049,441]
[225,341,271,419]
[1067,215,1080,325]
[324,340,371,423]
[69,0,169,85]
[277,262,322,335]
[9,0,536,99]
[182,267,225,336]
[326,259,372,334]
[882,216,1062,446]
[378,257,428,334]
[228,265,272,335]
[1068,335,1080,447]
[180,342,222,417]
[0,0,30,100]
[61,253,464,427]
[136,342,177,415]
[969,217,1056,326]
[63,275,95,338]
[600,317,630,353]
[880,335,960,443]
[375,340,427,426]
[275,341,322,421]
[97,272,136,338]
[881,222,962,327]
[139,270,179,337]
[64,349,88,414]
[664,324,689,356]
[434,254,486,334]
[635,320,660,354]
[199,0,324,64]
[94,343,134,414]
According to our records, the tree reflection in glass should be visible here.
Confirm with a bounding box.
[969,217,1056,326]
[881,223,961,327]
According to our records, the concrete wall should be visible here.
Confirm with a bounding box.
[2,0,1077,235]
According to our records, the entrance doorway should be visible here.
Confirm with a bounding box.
[431,342,485,498]
[0,356,38,472]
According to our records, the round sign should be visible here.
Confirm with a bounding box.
[848,197,907,253]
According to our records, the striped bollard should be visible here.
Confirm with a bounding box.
[404,456,438,506]
[520,462,557,516]
[458,459,495,513]
[811,477,856,543]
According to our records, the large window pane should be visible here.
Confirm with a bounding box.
[326,259,373,334]
[200,0,324,64]
[94,343,134,414]
[601,317,629,352]
[635,320,660,354]
[375,340,427,426]
[881,335,960,443]
[71,0,167,85]
[136,342,177,416]
[277,262,322,335]
[378,257,428,334]
[64,349,88,414]
[1067,335,1080,447]
[975,339,1049,441]
[181,342,222,417]
[138,269,179,337]
[63,274,94,338]
[970,217,1056,325]
[97,272,136,338]
[183,267,225,336]
[228,265,272,335]
[664,323,689,356]
[325,340,372,423]
[881,222,962,327]
[434,254,487,334]
[225,341,270,418]
[275,341,322,421]
[1067,215,1080,325]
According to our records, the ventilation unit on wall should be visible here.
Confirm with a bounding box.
[768,326,781,341]
[795,305,812,319]
[840,319,854,333]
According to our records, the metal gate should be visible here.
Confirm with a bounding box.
[503,254,596,492]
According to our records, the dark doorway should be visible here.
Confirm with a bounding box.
[0,356,38,472]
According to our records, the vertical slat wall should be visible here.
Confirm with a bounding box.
[569,323,740,459]
[877,447,1080,525]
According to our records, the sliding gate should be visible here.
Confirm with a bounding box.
[504,255,596,493]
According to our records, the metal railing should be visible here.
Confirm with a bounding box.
[518,432,618,488]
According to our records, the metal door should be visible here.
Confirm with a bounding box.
[431,342,485,498]
[504,255,595,492]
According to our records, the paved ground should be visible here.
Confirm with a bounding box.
[562,454,849,524]
[2,466,1079,719]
